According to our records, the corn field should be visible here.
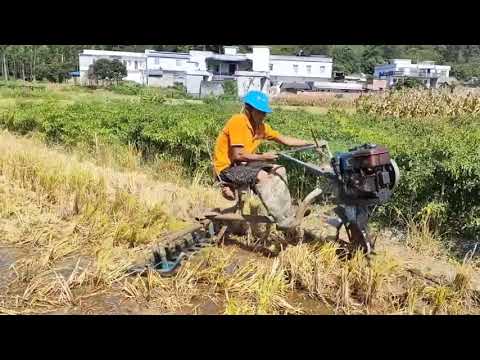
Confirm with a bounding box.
[355,88,480,118]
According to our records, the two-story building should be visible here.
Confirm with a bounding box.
[269,55,333,84]
[374,59,451,88]
[144,50,190,87]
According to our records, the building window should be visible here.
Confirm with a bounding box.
[155,58,160,65]
[134,61,138,70]
[293,64,299,73]
[319,65,325,73]
[122,60,126,66]
[128,61,131,67]
[269,64,273,71]
[306,65,312,74]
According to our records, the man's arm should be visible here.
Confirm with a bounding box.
[264,124,312,148]
[273,134,313,147]
[231,146,278,162]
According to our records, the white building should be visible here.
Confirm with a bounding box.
[144,50,190,88]
[78,46,333,96]
[374,59,451,88]
[203,46,270,97]
[269,55,332,83]
[79,49,146,84]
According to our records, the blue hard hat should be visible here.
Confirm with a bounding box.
[243,90,272,113]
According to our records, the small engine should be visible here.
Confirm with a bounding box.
[331,144,400,206]
[278,141,401,255]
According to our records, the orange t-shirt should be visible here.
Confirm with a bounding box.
[213,113,281,175]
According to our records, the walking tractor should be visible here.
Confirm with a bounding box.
[279,138,400,255]
[129,137,400,276]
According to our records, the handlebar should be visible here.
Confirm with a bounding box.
[279,144,318,154]
[278,151,336,179]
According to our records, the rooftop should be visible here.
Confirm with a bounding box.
[206,54,250,62]
[270,55,332,63]
[376,60,451,70]
[144,50,190,59]
[81,49,145,58]
[281,82,312,90]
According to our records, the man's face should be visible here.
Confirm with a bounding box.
[250,108,267,123]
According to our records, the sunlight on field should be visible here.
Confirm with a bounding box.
[0,82,480,315]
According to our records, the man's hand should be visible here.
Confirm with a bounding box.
[262,152,278,161]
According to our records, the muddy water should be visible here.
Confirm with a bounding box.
[0,247,21,269]
[175,294,224,315]
[287,293,334,315]
[0,243,334,315]
[44,296,146,315]
[0,247,24,291]
[0,247,144,315]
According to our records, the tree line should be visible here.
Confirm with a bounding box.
[0,45,225,83]
[1,45,480,83]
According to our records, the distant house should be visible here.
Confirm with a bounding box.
[78,46,334,97]
[144,50,191,87]
[374,59,451,89]
[79,49,147,85]
[269,55,332,84]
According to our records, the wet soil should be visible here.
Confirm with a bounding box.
[286,293,333,315]
[0,247,24,290]
[2,209,478,316]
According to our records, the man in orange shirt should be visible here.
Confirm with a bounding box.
[213,90,313,230]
